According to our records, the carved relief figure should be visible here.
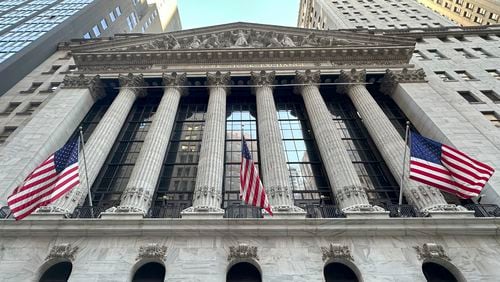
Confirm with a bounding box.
[266,31,283,47]
[202,34,220,48]
[248,29,265,48]
[301,33,319,47]
[167,35,180,49]
[232,30,249,47]
[281,34,296,47]
[189,36,201,49]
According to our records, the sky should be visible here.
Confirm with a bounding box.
[177,0,301,30]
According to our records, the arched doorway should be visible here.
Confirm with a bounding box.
[324,262,359,282]
[226,262,262,282]
[39,261,72,282]
[132,262,166,282]
[422,262,458,282]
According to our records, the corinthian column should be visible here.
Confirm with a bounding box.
[377,68,471,216]
[295,70,386,217]
[105,73,187,218]
[181,71,230,218]
[250,70,305,217]
[44,73,145,215]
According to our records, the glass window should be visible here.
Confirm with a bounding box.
[428,49,447,59]
[455,70,475,80]
[481,112,500,127]
[126,16,133,31]
[109,11,116,22]
[2,102,21,115]
[477,7,486,15]
[486,69,500,80]
[472,47,494,58]
[83,32,91,39]
[100,18,108,30]
[434,71,454,81]
[92,25,100,37]
[0,127,17,144]
[455,48,476,58]
[457,91,481,103]
[414,50,428,60]
[115,6,121,16]
[480,90,500,102]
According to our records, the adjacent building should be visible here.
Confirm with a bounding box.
[0,0,181,95]
[417,0,500,26]
[0,0,499,281]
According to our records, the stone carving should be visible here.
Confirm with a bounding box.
[61,74,105,100]
[380,68,427,95]
[193,186,221,201]
[336,69,366,94]
[163,72,187,95]
[136,243,168,261]
[118,73,146,98]
[250,70,276,87]
[206,71,231,88]
[266,185,291,199]
[46,244,78,261]
[294,69,321,94]
[414,243,450,261]
[321,243,354,262]
[301,33,319,47]
[228,244,259,261]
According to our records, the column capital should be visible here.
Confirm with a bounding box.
[336,69,366,94]
[380,68,426,95]
[62,74,105,100]
[294,69,320,93]
[162,72,187,95]
[119,73,146,98]
[206,71,231,92]
[250,70,276,87]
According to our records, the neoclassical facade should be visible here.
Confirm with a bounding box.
[0,22,499,281]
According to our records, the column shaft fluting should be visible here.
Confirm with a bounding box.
[117,73,186,215]
[49,74,144,214]
[296,70,380,212]
[251,71,303,214]
[183,71,230,215]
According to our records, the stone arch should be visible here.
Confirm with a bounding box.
[37,259,73,282]
[226,258,262,282]
[131,259,166,282]
[323,259,363,282]
[421,258,466,282]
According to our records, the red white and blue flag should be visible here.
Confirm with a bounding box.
[409,132,495,199]
[240,135,273,216]
[7,137,80,220]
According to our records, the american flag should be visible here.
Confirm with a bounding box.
[7,137,80,220]
[409,132,495,199]
[240,135,273,216]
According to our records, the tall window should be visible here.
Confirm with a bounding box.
[90,92,160,208]
[275,91,333,206]
[153,93,208,212]
[324,84,399,206]
[223,91,259,208]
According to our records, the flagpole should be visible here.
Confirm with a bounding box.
[78,127,93,213]
[240,124,245,208]
[398,121,410,206]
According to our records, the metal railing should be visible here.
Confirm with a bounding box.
[147,206,183,218]
[304,205,345,218]
[224,205,263,218]
[465,204,500,217]
[387,204,422,218]
[0,206,12,219]
[70,206,107,219]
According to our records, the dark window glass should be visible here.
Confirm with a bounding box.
[457,91,480,103]
[132,262,165,282]
[422,262,458,282]
[39,262,72,282]
[275,90,334,206]
[324,262,359,282]
[227,262,261,282]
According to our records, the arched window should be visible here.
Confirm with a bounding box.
[422,262,458,282]
[132,262,166,282]
[39,261,72,282]
[324,262,359,282]
[226,262,262,282]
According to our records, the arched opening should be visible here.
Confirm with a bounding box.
[39,261,72,282]
[132,262,166,282]
[324,262,359,282]
[226,262,262,282]
[422,262,458,282]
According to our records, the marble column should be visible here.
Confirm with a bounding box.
[181,71,230,218]
[377,68,471,216]
[44,73,145,215]
[250,70,305,217]
[108,73,187,217]
[295,70,386,216]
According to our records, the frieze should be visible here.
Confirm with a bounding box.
[46,244,78,261]
[228,244,259,261]
[321,243,354,262]
[136,243,168,261]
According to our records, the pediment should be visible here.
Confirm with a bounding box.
[68,22,416,72]
[71,22,414,52]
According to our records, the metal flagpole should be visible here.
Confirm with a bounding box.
[240,124,245,208]
[398,121,411,206]
[78,127,94,217]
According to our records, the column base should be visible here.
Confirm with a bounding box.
[100,206,146,219]
[264,205,307,219]
[423,204,474,218]
[180,206,225,219]
[342,204,389,218]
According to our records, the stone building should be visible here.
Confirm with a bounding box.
[0,0,181,96]
[417,0,500,26]
[0,6,500,282]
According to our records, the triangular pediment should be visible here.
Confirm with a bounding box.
[70,22,414,53]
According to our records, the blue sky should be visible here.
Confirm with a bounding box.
[177,0,301,30]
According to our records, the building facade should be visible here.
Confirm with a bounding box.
[0,20,499,281]
[0,0,181,96]
[417,0,500,26]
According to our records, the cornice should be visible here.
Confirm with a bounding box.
[0,218,498,237]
